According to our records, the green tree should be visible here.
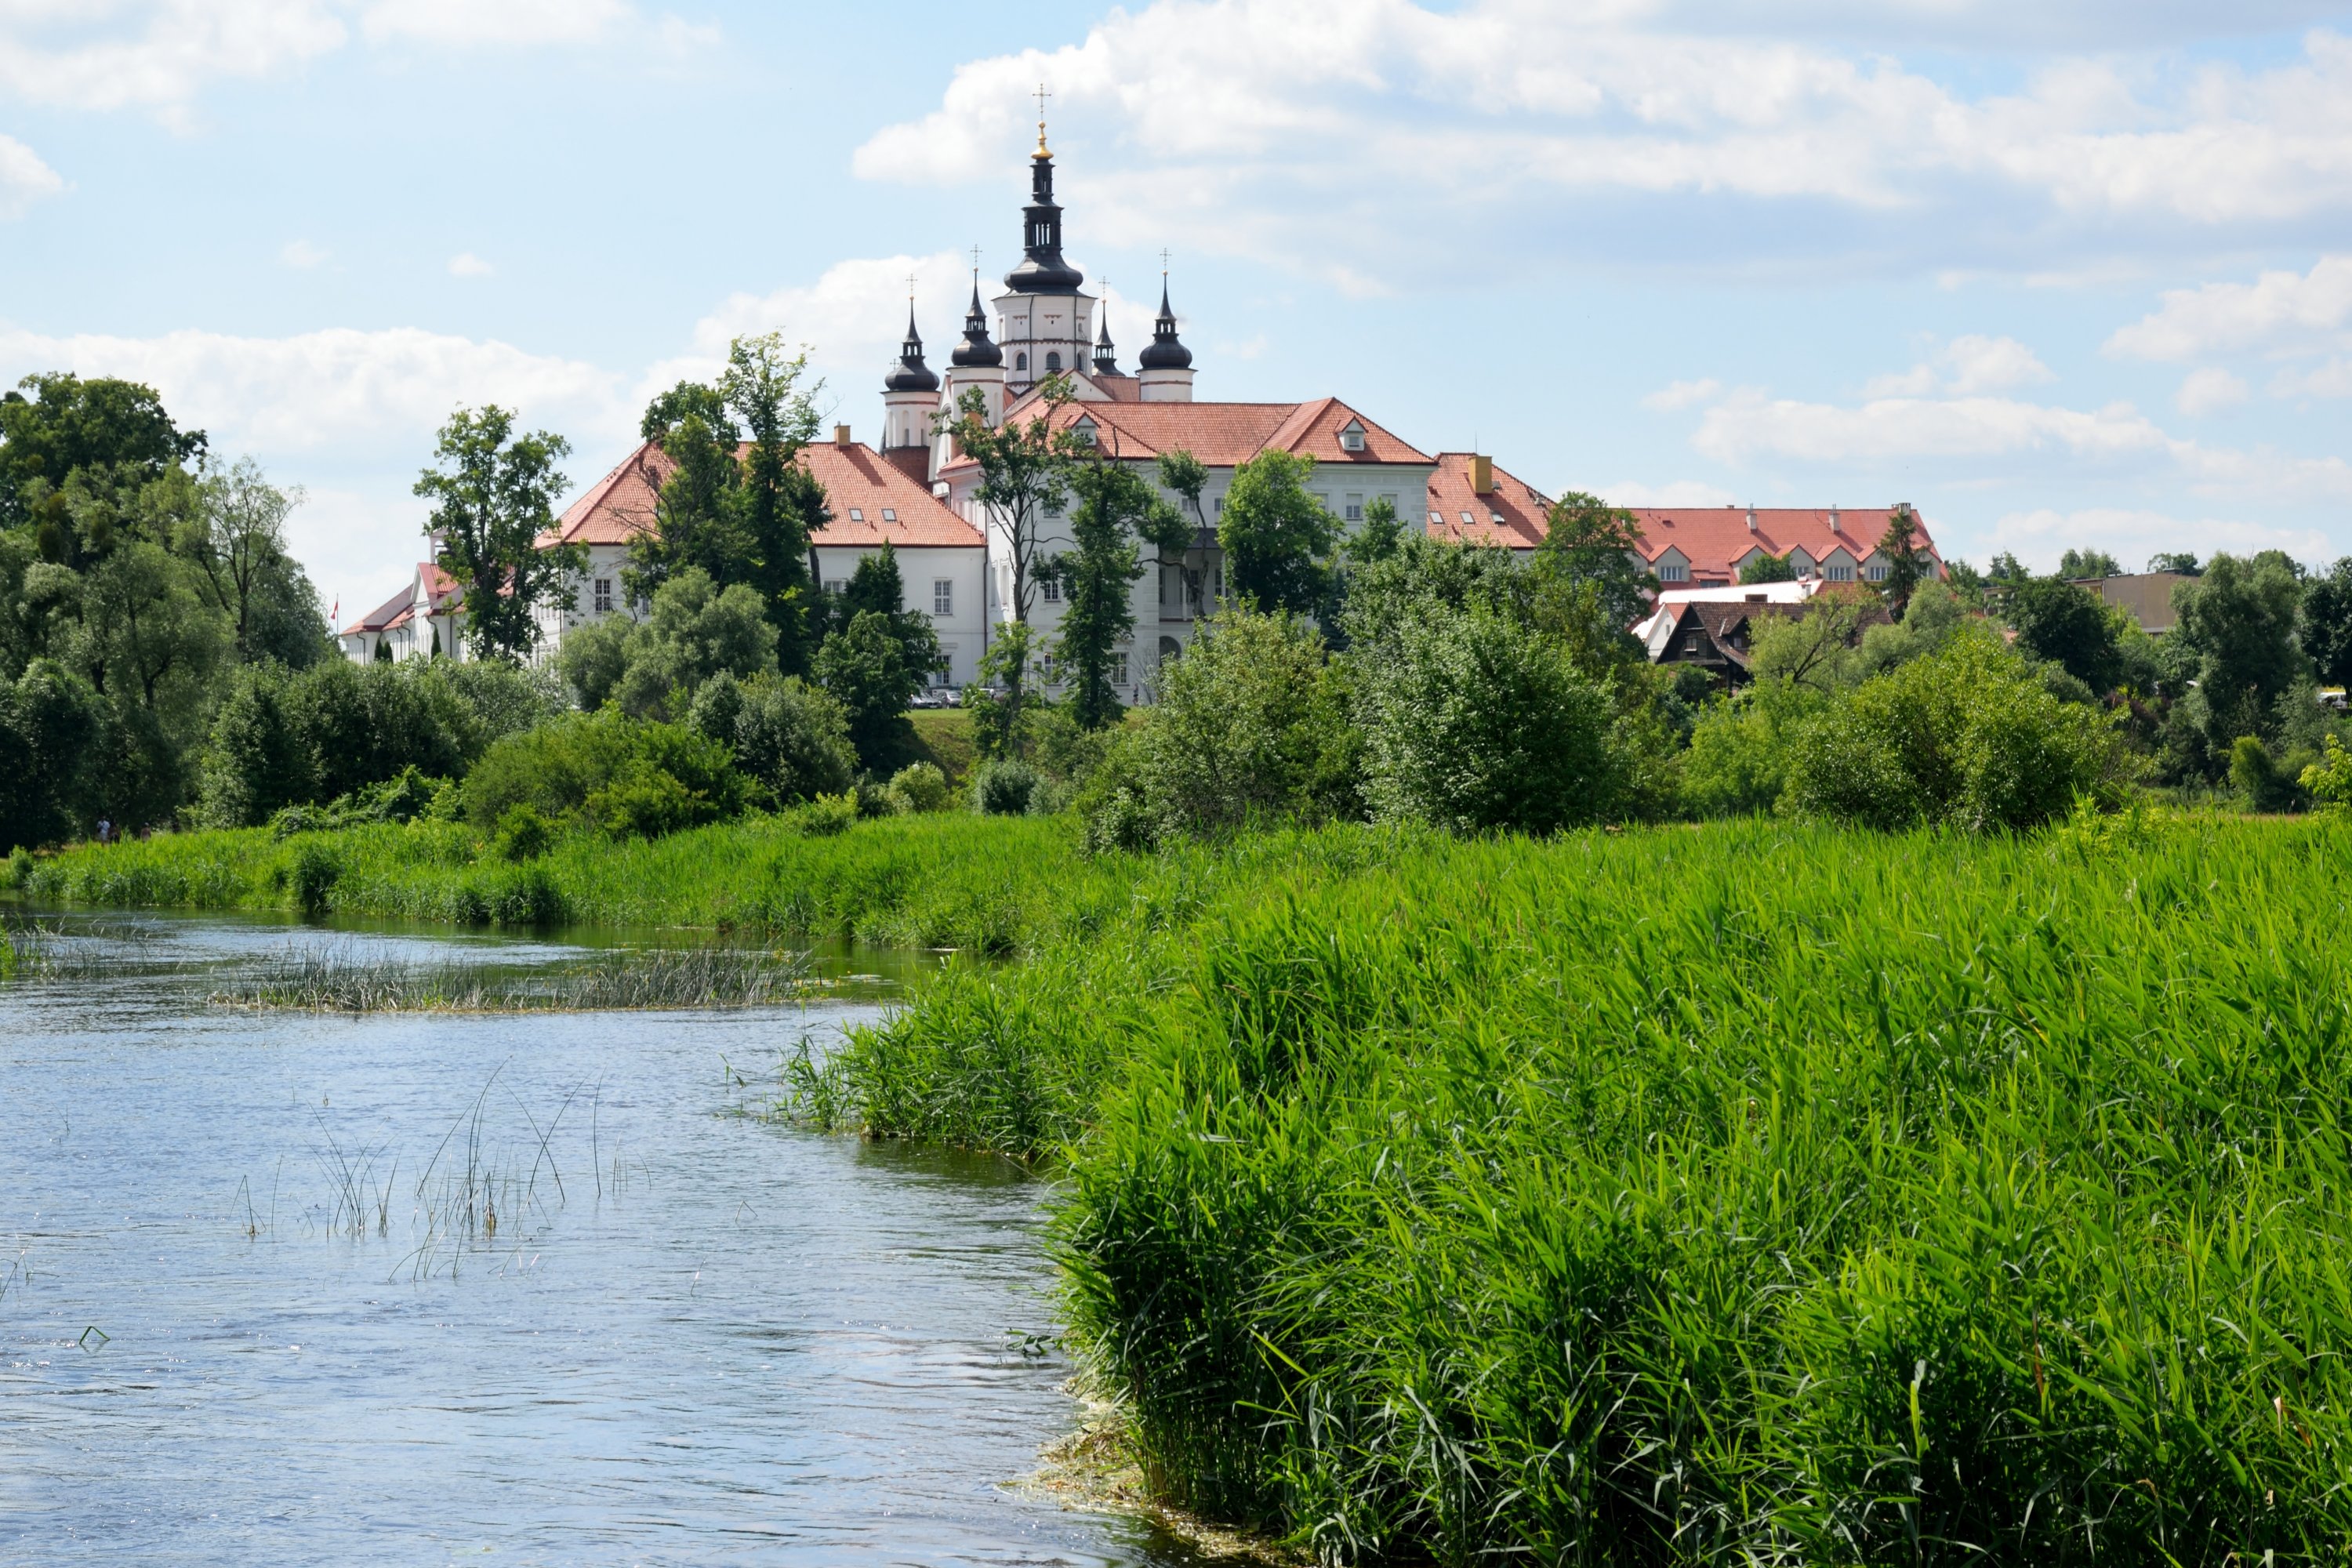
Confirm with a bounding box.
[1152,448,1213,611]
[610,567,779,719]
[412,405,583,662]
[0,373,206,534]
[1875,504,1931,614]
[1345,493,1409,566]
[963,621,1037,762]
[628,380,749,601]
[1218,448,1334,616]
[688,670,855,807]
[1533,491,1655,635]
[0,659,107,849]
[816,608,932,773]
[1051,453,1180,729]
[1682,677,1829,817]
[724,333,827,675]
[2005,576,2122,691]
[2056,547,2123,579]
[938,376,1075,622]
[1739,551,1796,585]
[2303,557,2352,690]
[2147,551,2202,575]
[183,457,325,665]
[2172,551,2307,750]
[195,664,314,827]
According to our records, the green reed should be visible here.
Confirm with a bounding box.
[812,814,2352,1563]
[215,940,812,1013]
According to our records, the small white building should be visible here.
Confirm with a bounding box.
[337,557,469,663]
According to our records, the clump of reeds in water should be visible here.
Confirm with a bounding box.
[214,940,811,1012]
[2,916,163,982]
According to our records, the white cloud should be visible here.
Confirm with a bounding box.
[856,6,2352,285]
[2106,254,2352,361]
[0,0,347,118]
[1689,383,2352,503]
[1865,334,2054,397]
[1642,377,1723,412]
[2271,358,2352,400]
[446,251,493,278]
[280,238,328,268]
[1987,506,2336,572]
[359,0,633,48]
[0,131,64,217]
[0,321,628,453]
[2175,365,2248,416]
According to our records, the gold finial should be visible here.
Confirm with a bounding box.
[1033,82,1052,158]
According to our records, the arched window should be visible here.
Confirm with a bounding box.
[1015,351,1028,373]
[1045,350,1062,373]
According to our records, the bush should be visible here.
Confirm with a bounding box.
[491,802,555,862]
[2302,735,2352,815]
[1784,625,2125,832]
[884,761,949,815]
[691,672,856,807]
[289,840,339,916]
[1682,678,1827,817]
[1356,604,1618,833]
[971,758,1039,817]
[794,791,858,837]
[5,846,33,890]
[461,710,745,840]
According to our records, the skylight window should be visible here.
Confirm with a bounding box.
[1459,511,1473,526]
[848,508,865,521]
[881,508,897,522]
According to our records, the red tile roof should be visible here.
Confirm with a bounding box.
[951,394,1432,472]
[1628,506,1942,582]
[1425,454,1552,550]
[543,439,982,554]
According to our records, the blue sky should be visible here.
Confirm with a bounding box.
[2,0,2349,621]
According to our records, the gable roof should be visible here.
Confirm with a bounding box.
[1629,506,1942,581]
[543,438,984,554]
[957,394,1433,472]
[1425,453,1551,550]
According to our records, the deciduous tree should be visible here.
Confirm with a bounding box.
[938,376,1075,623]
[413,405,583,662]
[1218,448,1334,617]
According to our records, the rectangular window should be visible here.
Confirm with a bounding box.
[1828,563,1855,582]
[933,660,953,686]
[1113,652,1131,686]
[1659,561,1688,583]
[933,579,953,615]
[593,578,613,614]
[1040,577,1062,604]
[1160,565,1180,608]
[848,508,864,521]
[1345,493,1363,521]
[881,508,897,523]
[1866,563,1888,582]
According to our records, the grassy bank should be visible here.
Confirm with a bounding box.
[805,813,2352,1562]
[11,812,1116,951]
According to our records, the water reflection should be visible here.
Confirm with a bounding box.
[0,916,1213,1565]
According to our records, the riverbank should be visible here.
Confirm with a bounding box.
[802,811,2352,1561]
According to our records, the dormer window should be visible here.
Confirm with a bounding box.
[1339,419,1367,453]
[1071,416,1098,446]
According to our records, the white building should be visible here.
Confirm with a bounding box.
[337,556,468,663]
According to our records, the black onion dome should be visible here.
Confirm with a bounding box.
[884,306,940,392]
[950,281,1003,368]
[1137,281,1192,370]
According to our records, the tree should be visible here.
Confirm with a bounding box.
[963,621,1037,762]
[1739,551,1796,585]
[0,372,206,532]
[2004,576,2122,691]
[1875,504,1931,614]
[412,405,583,662]
[183,458,321,665]
[1051,450,1181,729]
[688,670,855,807]
[1356,602,1619,835]
[938,376,1075,623]
[628,380,749,601]
[724,333,827,676]
[816,608,934,773]
[1533,491,1655,634]
[610,568,779,719]
[2148,551,2202,575]
[1748,594,1877,691]
[1345,494,1409,566]
[0,659,107,849]
[2172,551,2307,750]
[1152,448,1214,609]
[2303,557,2352,690]
[1218,448,1334,616]
[2056,547,2122,579]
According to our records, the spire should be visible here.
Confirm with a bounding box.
[1093,299,1118,375]
[1137,276,1192,371]
[883,301,939,392]
[1004,97,1083,296]
[950,273,1003,368]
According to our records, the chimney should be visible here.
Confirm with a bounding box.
[1469,455,1494,495]
[1744,505,1757,532]
[1828,504,1841,533]
[833,424,853,447]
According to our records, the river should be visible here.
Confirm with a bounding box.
[0,914,1214,1566]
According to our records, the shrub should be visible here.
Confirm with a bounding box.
[610,568,779,719]
[1682,678,1827,817]
[971,758,1038,817]
[1784,625,2124,832]
[5,846,33,890]
[268,804,330,840]
[461,711,744,839]
[884,761,949,815]
[348,764,445,825]
[2230,734,2304,813]
[691,672,856,806]
[491,802,555,862]
[1356,604,1618,833]
[795,791,858,837]
[2302,735,2352,815]
[289,840,339,916]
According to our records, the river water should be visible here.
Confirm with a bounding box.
[0,915,1208,1566]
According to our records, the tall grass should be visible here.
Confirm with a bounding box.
[214,940,812,1013]
[809,814,2352,1562]
[18,813,1117,949]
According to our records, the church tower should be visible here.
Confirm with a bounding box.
[993,108,1094,395]
[880,304,941,454]
[934,275,1007,480]
[1136,279,1195,403]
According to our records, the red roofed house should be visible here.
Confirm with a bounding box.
[336,554,466,663]
[1628,504,1944,589]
